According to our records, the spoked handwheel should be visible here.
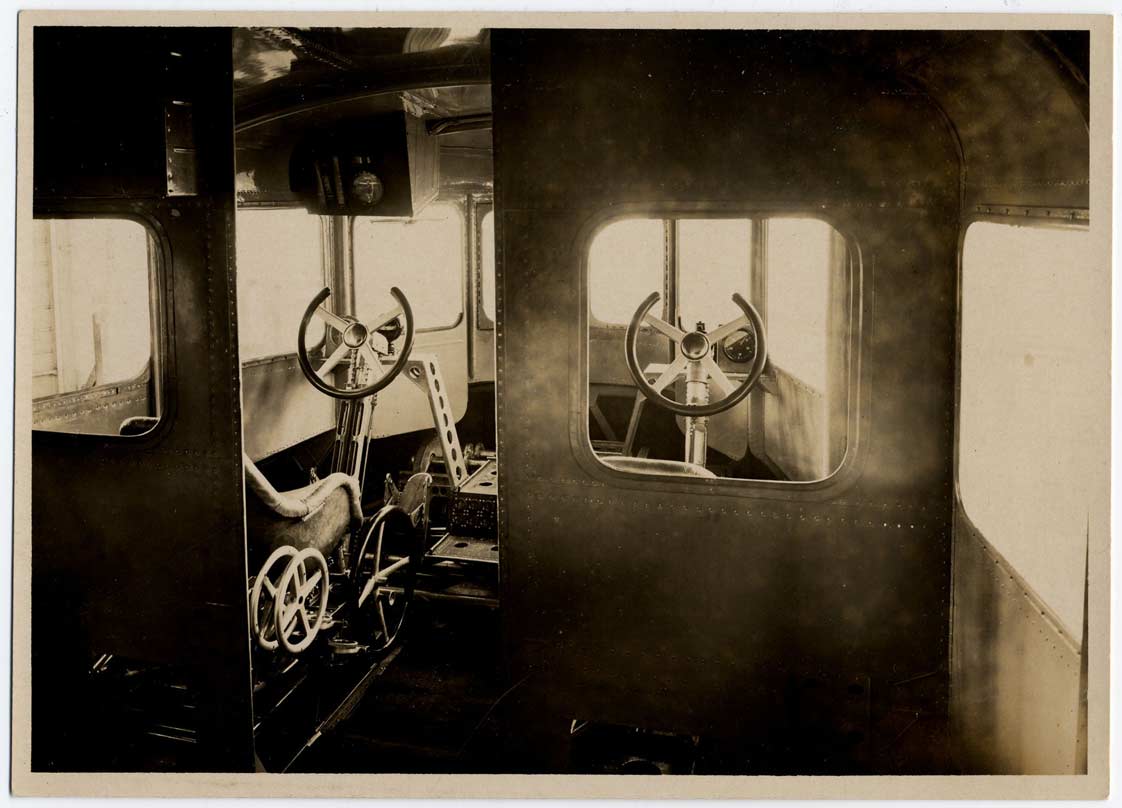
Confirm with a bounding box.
[249,546,299,652]
[350,505,423,652]
[274,547,331,654]
[296,286,415,400]
[624,290,768,417]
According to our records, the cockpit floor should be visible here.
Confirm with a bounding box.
[293,603,958,775]
[291,603,508,773]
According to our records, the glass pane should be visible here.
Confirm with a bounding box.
[32,218,158,435]
[480,209,495,322]
[354,202,464,330]
[235,208,325,361]
[677,219,751,332]
[766,218,833,392]
[959,222,1097,639]
[589,219,664,324]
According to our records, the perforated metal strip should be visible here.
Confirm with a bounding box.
[404,354,469,490]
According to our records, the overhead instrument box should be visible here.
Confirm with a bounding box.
[288,109,439,217]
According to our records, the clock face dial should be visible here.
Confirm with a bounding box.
[352,171,384,206]
[722,327,757,364]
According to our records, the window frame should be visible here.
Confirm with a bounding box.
[472,194,495,331]
[349,198,468,335]
[29,208,171,440]
[575,203,868,499]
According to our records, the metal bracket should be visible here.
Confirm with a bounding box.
[403,354,469,491]
[165,99,198,197]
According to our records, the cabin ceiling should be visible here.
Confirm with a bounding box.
[230,27,1087,213]
[233,27,489,93]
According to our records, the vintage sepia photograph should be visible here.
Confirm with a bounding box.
[10,11,1111,799]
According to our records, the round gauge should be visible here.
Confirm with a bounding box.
[352,171,384,206]
[722,327,757,364]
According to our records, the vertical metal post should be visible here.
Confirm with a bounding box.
[683,361,709,466]
[334,215,355,316]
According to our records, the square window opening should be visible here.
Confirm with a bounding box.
[958,220,1096,642]
[353,201,465,331]
[586,214,853,484]
[31,217,164,437]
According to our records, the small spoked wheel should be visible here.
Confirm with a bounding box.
[249,546,299,652]
[275,547,331,655]
[351,506,421,652]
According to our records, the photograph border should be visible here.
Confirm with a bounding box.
[10,9,1112,799]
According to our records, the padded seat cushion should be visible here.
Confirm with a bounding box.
[243,454,363,522]
[243,454,363,566]
[246,486,352,565]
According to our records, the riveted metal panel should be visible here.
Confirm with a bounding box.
[950,507,1083,774]
[30,28,254,771]
[493,29,960,740]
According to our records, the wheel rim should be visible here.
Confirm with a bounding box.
[352,506,419,651]
[275,548,331,654]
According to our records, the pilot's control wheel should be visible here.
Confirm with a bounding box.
[351,505,422,652]
[624,291,768,417]
[297,286,415,400]
[275,547,331,655]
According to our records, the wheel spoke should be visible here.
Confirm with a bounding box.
[708,314,751,343]
[359,343,386,379]
[298,605,310,633]
[646,356,688,393]
[377,601,391,640]
[373,555,411,583]
[316,342,351,381]
[262,578,277,597]
[282,605,299,634]
[300,569,323,596]
[643,312,685,342]
[368,303,404,332]
[357,577,375,609]
[315,305,351,334]
[701,354,737,397]
[260,602,276,638]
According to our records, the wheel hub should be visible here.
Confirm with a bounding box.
[342,321,370,348]
[680,331,710,360]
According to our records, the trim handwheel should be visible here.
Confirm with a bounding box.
[249,546,299,652]
[274,547,331,655]
[350,505,422,652]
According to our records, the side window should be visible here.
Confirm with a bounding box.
[353,201,464,330]
[31,217,161,436]
[959,221,1097,640]
[586,214,851,483]
[235,208,326,361]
